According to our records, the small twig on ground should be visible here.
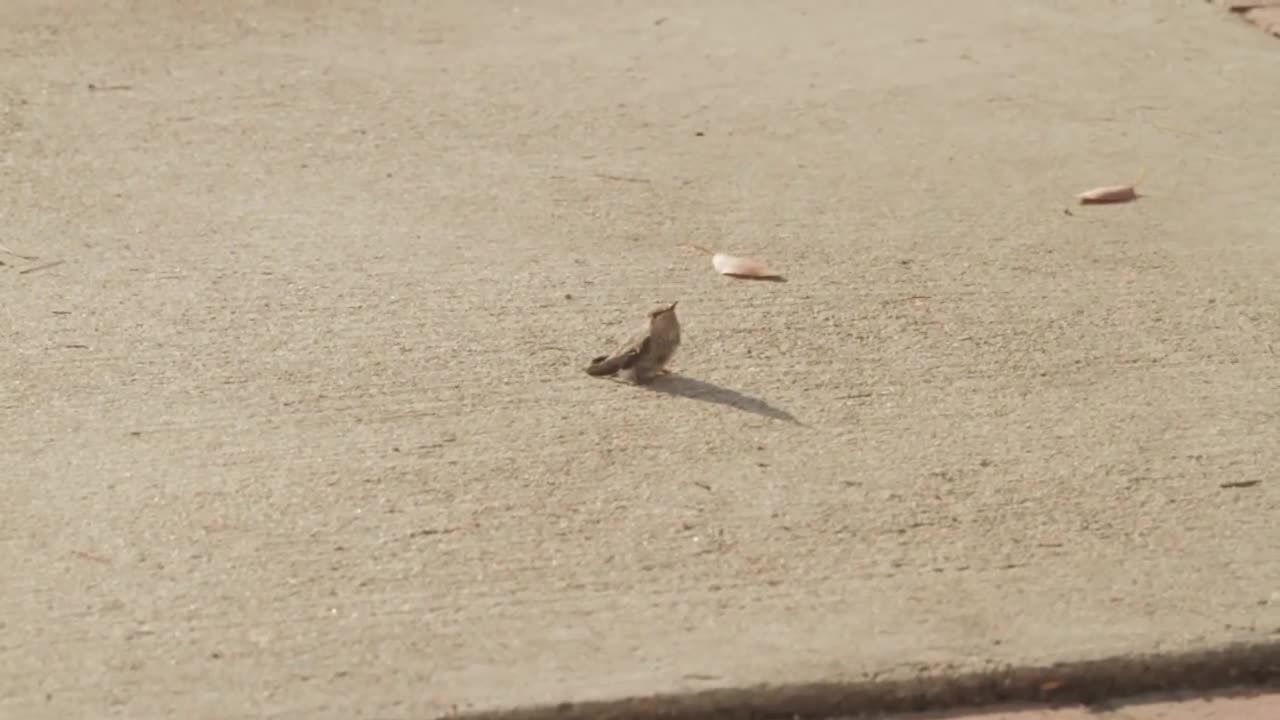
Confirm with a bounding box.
[882,294,932,304]
[71,550,112,565]
[0,243,38,260]
[594,173,651,184]
[19,259,65,274]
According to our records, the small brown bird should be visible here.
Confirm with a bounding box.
[585,301,681,385]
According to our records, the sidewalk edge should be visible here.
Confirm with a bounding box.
[451,639,1280,720]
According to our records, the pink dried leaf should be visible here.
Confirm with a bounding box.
[684,243,784,281]
[1076,184,1137,204]
[1245,6,1280,34]
[712,252,783,279]
[1076,168,1145,205]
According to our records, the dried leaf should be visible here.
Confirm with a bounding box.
[712,252,783,279]
[1244,6,1280,35]
[684,243,785,281]
[1076,169,1144,205]
[1077,184,1137,204]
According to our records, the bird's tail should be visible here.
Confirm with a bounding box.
[585,355,620,376]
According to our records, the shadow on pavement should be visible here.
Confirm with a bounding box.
[647,374,802,424]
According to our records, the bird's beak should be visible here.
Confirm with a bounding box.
[668,301,678,311]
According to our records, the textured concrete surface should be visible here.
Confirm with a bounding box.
[2,1,1279,719]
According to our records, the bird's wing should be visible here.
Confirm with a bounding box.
[615,333,650,370]
[585,329,650,376]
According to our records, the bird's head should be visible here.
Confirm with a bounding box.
[648,301,678,321]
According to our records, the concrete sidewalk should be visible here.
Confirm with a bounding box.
[2,1,1278,719]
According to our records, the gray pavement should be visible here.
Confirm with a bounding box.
[1,1,1278,718]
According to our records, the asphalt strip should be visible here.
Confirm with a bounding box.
[453,639,1280,720]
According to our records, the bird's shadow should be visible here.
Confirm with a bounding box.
[644,374,802,424]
